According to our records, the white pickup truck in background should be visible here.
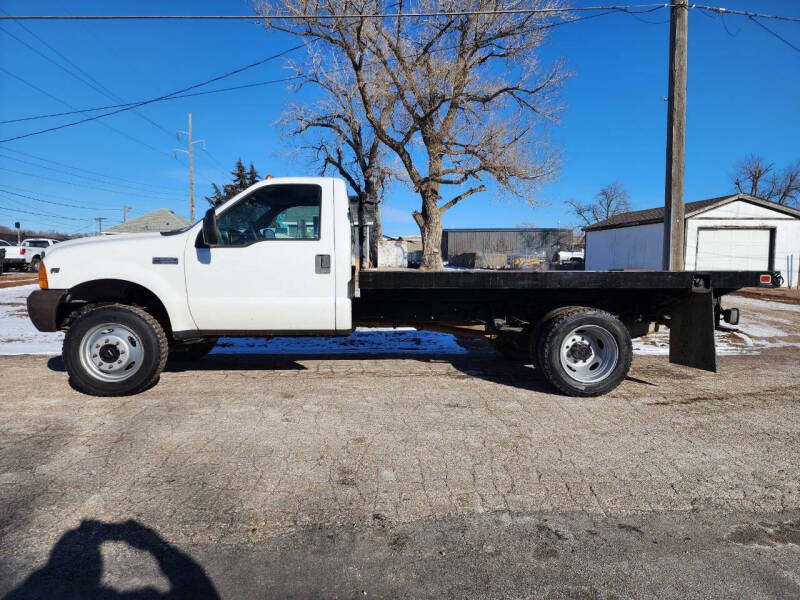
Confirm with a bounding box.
[3,238,59,272]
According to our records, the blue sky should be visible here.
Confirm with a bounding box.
[0,0,798,236]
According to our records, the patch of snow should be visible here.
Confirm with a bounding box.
[731,295,800,314]
[632,296,800,356]
[0,284,63,354]
[0,285,466,357]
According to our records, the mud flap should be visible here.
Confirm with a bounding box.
[669,290,717,373]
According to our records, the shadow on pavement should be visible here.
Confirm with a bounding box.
[175,352,555,393]
[4,519,219,600]
[48,344,557,394]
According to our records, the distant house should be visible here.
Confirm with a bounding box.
[105,209,189,234]
[584,194,800,287]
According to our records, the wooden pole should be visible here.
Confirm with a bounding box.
[663,0,688,271]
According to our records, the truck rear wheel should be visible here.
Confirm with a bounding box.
[537,308,632,397]
[63,304,168,396]
[28,257,41,273]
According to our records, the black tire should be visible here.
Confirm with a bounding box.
[169,338,218,363]
[29,257,41,273]
[530,306,583,373]
[63,304,168,396]
[537,308,633,397]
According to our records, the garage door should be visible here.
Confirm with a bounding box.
[695,228,771,271]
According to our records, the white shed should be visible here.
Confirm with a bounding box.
[584,194,800,287]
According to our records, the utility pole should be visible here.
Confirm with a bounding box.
[175,113,204,223]
[94,216,103,235]
[123,206,133,222]
[662,0,688,271]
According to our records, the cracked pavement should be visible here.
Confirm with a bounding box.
[1,334,800,597]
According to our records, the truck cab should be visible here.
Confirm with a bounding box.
[27,178,353,395]
[180,177,352,334]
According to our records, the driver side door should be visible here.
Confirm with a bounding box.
[183,181,337,333]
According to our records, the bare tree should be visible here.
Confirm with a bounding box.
[732,155,800,207]
[280,49,393,266]
[260,0,566,269]
[566,182,632,227]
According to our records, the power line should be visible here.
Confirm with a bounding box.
[748,16,800,55]
[0,66,176,157]
[1,5,798,22]
[0,206,92,231]
[3,4,798,22]
[199,147,232,179]
[0,44,304,143]
[0,187,123,211]
[0,147,185,193]
[0,166,186,201]
[0,151,183,198]
[0,8,625,126]
[687,5,800,24]
[0,183,149,205]
[0,200,95,221]
[67,222,95,235]
[0,6,673,19]
[0,13,174,137]
[0,76,301,124]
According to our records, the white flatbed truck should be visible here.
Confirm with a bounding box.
[27,177,779,397]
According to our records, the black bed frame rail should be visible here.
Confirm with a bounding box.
[358,269,780,291]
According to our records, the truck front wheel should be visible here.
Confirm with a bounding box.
[63,304,168,396]
[538,308,632,397]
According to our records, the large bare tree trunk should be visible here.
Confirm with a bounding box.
[369,193,382,268]
[357,196,369,268]
[414,190,444,270]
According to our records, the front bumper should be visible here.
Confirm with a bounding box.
[27,289,67,332]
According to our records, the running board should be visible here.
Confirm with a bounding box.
[669,290,717,373]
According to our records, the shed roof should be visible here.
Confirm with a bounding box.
[106,209,189,233]
[584,194,800,232]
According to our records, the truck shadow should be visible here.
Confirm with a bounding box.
[48,353,655,394]
[171,352,555,393]
[4,519,219,600]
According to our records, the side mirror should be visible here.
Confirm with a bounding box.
[202,208,219,247]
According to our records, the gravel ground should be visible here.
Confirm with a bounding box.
[1,294,799,598]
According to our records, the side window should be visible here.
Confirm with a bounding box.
[215,184,321,247]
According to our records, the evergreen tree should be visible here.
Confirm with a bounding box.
[205,158,261,207]
[247,162,260,186]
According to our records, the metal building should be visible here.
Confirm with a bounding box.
[442,228,573,261]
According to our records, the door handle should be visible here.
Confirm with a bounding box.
[315,254,331,274]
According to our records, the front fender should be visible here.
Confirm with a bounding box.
[43,232,198,333]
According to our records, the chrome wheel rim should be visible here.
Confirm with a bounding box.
[79,323,144,382]
[559,324,619,384]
